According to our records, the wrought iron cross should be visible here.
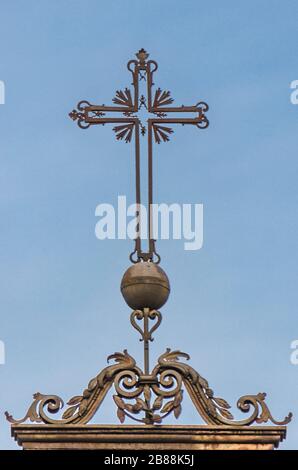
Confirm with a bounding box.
[69,49,209,263]
[5,50,292,430]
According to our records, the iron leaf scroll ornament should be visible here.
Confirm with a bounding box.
[5,310,292,427]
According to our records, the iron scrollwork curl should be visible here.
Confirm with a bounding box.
[5,350,142,425]
[130,308,162,342]
[155,348,292,426]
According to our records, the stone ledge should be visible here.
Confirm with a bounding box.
[11,424,287,450]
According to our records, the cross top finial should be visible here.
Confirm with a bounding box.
[136,48,149,66]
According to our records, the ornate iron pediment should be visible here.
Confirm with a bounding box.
[5,308,292,428]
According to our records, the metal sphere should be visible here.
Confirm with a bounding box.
[120,262,170,310]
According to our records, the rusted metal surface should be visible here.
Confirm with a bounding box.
[69,49,209,263]
[11,424,287,450]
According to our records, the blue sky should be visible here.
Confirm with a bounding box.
[0,0,297,449]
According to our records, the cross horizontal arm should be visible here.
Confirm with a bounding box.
[69,102,139,131]
[69,85,140,128]
[85,116,137,125]
[150,103,209,114]
[147,112,209,145]
[87,105,133,113]
[149,116,207,125]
